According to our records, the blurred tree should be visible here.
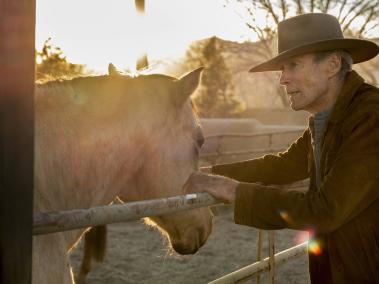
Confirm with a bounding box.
[226,0,379,102]
[135,0,145,13]
[35,38,85,81]
[185,37,245,117]
[135,0,149,71]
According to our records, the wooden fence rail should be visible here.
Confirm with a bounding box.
[33,193,220,235]
[200,147,288,159]
[204,129,303,140]
[209,242,307,284]
[202,129,304,159]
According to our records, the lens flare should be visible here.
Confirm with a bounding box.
[308,240,322,255]
[279,210,291,222]
[293,230,309,245]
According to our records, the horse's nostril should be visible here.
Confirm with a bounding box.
[172,242,198,255]
[170,212,213,255]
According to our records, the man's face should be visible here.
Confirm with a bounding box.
[279,53,331,113]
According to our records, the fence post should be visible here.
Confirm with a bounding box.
[215,135,223,164]
[268,133,273,151]
[0,1,35,283]
[268,231,275,283]
[256,229,263,284]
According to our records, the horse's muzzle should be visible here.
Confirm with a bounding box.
[171,226,210,255]
[172,239,203,255]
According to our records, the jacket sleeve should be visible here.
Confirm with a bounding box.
[211,129,310,185]
[234,112,379,232]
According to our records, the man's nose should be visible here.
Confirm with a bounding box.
[279,71,290,86]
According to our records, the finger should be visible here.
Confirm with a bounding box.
[182,175,204,193]
[200,166,212,174]
[183,171,200,186]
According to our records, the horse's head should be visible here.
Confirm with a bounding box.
[115,67,213,254]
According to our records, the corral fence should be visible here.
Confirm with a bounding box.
[201,129,303,160]
[34,129,309,284]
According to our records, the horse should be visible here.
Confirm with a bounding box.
[33,65,213,284]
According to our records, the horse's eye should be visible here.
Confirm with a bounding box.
[196,130,205,148]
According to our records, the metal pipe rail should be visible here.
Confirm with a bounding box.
[202,129,304,160]
[33,192,221,235]
[204,129,304,140]
[208,242,308,284]
[200,147,287,159]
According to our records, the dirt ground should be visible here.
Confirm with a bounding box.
[70,206,310,284]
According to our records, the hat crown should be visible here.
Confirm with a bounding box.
[249,13,378,72]
[278,13,344,53]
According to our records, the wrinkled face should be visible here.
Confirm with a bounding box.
[279,53,331,113]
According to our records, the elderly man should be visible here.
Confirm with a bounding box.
[184,13,379,283]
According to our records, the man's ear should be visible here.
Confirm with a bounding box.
[328,53,342,78]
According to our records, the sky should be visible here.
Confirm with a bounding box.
[36,0,379,73]
[36,0,253,72]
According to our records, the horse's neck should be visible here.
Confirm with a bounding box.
[34,81,167,247]
[34,88,154,214]
[37,128,147,206]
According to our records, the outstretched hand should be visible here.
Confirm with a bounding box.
[183,172,239,203]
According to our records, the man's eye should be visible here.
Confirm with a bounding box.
[290,62,298,67]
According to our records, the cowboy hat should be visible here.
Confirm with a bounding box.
[249,13,379,72]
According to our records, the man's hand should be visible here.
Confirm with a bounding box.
[183,172,239,203]
[200,166,212,174]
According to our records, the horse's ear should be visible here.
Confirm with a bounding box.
[108,63,122,76]
[174,67,204,106]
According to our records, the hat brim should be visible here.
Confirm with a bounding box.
[249,38,379,72]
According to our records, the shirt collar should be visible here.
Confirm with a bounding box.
[307,70,364,129]
[328,70,364,124]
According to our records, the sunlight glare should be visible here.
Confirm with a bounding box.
[36,55,43,65]
[292,230,309,245]
[36,0,251,73]
[308,239,322,256]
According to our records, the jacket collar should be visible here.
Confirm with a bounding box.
[328,70,364,124]
[307,70,364,128]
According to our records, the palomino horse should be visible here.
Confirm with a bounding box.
[33,66,213,284]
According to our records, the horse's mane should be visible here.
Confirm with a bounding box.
[36,72,176,87]
[34,72,200,120]
[34,73,178,104]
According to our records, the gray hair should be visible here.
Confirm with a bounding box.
[313,50,353,80]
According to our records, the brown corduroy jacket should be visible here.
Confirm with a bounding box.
[212,71,379,283]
